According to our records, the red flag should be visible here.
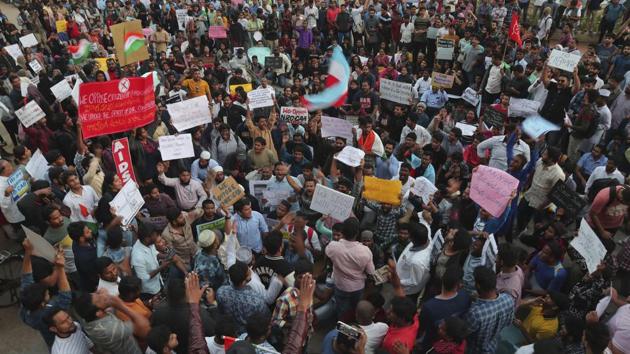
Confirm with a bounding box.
[509,13,522,47]
[224,336,236,350]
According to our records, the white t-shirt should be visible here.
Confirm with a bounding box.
[63,185,99,223]
[206,336,226,354]
[51,322,93,354]
[360,322,389,354]
[98,277,120,296]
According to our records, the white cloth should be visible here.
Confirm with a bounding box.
[485,65,503,94]
[206,336,226,354]
[400,124,432,147]
[413,77,432,99]
[360,322,389,354]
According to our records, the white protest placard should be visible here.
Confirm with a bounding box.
[570,218,607,274]
[462,87,480,107]
[109,181,144,225]
[15,100,45,128]
[71,78,82,105]
[176,9,188,31]
[522,115,561,139]
[548,49,581,72]
[158,134,195,161]
[26,149,49,180]
[508,97,541,117]
[23,225,57,263]
[19,33,38,48]
[411,176,438,204]
[427,27,438,39]
[455,122,477,137]
[29,60,43,73]
[167,95,212,132]
[280,106,308,124]
[50,79,73,101]
[321,116,354,142]
[247,89,274,109]
[262,189,291,207]
[430,229,444,263]
[20,81,29,97]
[310,184,355,221]
[436,38,455,60]
[4,44,22,62]
[334,146,365,167]
[481,233,498,270]
[359,56,368,65]
[379,78,413,105]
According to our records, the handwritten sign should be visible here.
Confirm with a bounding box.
[7,168,29,201]
[470,165,519,217]
[310,184,355,221]
[508,98,540,117]
[212,176,245,207]
[29,60,43,73]
[548,49,581,72]
[455,122,477,137]
[483,107,505,128]
[431,72,454,89]
[280,106,308,124]
[549,180,586,214]
[23,225,56,263]
[411,176,437,204]
[335,146,365,167]
[50,79,73,102]
[78,77,156,139]
[321,116,353,142]
[436,38,455,60]
[462,87,480,107]
[167,95,212,132]
[4,44,22,62]
[571,219,607,274]
[380,78,413,105]
[25,149,48,180]
[522,115,560,139]
[363,176,402,205]
[176,9,188,31]
[19,33,38,48]
[196,217,226,236]
[208,26,227,38]
[15,100,45,128]
[229,83,253,95]
[158,134,194,161]
[264,56,283,69]
[247,89,274,109]
[109,181,144,226]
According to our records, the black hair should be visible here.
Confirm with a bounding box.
[95,256,114,276]
[137,221,157,242]
[390,296,416,323]
[546,146,562,163]
[147,325,172,353]
[546,240,564,261]
[453,228,472,252]
[264,231,284,255]
[106,226,124,249]
[214,315,237,338]
[202,199,215,208]
[67,221,86,242]
[233,198,252,213]
[584,322,610,353]
[166,207,182,222]
[48,166,65,182]
[473,266,497,293]
[443,317,468,343]
[42,307,64,328]
[441,267,463,291]
[408,222,429,246]
[246,312,271,340]
[118,275,142,302]
[228,261,249,286]
[74,292,99,322]
[20,283,48,311]
[166,277,186,306]
[498,243,518,268]
[294,259,314,277]
[332,222,344,232]
[341,218,360,241]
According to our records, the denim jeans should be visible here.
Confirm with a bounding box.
[334,287,363,321]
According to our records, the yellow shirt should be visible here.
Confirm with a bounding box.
[182,78,210,98]
[522,306,558,341]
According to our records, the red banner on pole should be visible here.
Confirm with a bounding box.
[78,76,156,139]
[112,137,137,185]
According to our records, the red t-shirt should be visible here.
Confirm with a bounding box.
[381,314,419,353]
[588,185,628,230]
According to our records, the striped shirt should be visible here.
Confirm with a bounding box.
[51,322,93,354]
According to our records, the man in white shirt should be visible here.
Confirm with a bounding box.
[413,70,433,99]
[585,160,625,194]
[480,55,505,104]
[476,131,531,171]
[400,115,432,148]
[96,256,120,296]
[131,223,170,298]
[356,300,388,354]
[62,172,100,224]
[396,222,432,300]
[44,309,93,354]
[399,14,414,48]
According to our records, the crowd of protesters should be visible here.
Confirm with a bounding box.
[1,0,630,353]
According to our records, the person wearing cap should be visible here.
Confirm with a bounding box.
[190,151,220,182]
[193,229,227,290]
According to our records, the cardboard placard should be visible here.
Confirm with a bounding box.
[363,176,402,205]
[431,72,454,89]
[211,176,245,207]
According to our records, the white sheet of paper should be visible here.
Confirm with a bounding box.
[247,89,274,109]
[321,116,354,142]
[167,95,212,132]
[15,100,45,128]
[548,49,581,72]
[50,79,73,101]
[29,60,43,73]
[310,184,355,221]
[109,181,144,225]
[411,176,438,204]
[19,33,39,48]
[159,134,195,161]
[25,149,49,180]
[570,219,607,274]
[334,146,365,167]
[379,78,413,105]
[455,122,477,137]
[20,81,29,97]
[521,115,561,139]
[508,97,541,117]
[23,225,56,263]
[4,44,22,62]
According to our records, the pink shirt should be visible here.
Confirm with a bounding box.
[496,266,525,307]
[587,186,629,230]
[608,304,630,352]
[325,239,375,292]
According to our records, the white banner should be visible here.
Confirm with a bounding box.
[280,106,308,124]
[379,78,413,105]
[158,134,195,161]
[247,89,274,109]
[109,181,145,225]
[508,97,540,117]
[167,95,212,132]
[570,219,607,274]
[4,44,22,62]
[334,146,365,167]
[310,184,355,221]
[455,122,477,137]
[19,33,38,48]
[15,100,45,128]
[321,116,354,142]
[462,87,480,107]
[50,79,73,101]
[176,9,188,31]
[25,149,48,180]
[411,176,438,204]
[548,49,581,72]
[29,60,43,73]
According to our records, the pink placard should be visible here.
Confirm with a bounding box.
[470,165,519,218]
[208,26,227,39]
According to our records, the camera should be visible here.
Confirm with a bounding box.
[336,321,361,348]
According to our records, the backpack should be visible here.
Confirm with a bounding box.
[587,178,620,204]
[288,224,316,250]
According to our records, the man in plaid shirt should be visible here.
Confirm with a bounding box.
[271,260,314,341]
[617,238,630,296]
[364,200,406,250]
